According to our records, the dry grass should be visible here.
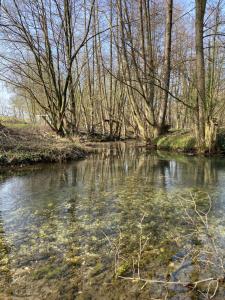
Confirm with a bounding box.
[0,124,90,166]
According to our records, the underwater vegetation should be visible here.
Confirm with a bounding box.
[0,148,225,299]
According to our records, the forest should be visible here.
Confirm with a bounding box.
[0,0,224,153]
[2,1,225,299]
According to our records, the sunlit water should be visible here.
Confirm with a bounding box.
[0,143,225,299]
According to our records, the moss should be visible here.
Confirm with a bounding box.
[64,256,82,266]
[32,265,65,280]
[116,261,130,277]
[90,262,105,276]
[0,266,10,273]
[155,132,197,152]
[45,266,65,279]
[155,129,225,153]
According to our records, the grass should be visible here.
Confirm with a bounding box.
[0,121,90,166]
[154,131,197,152]
[0,116,31,129]
[154,128,225,154]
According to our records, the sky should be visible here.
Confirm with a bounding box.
[0,82,13,114]
[0,0,218,114]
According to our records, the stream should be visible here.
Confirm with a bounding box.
[0,143,225,299]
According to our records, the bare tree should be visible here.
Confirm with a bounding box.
[0,0,95,136]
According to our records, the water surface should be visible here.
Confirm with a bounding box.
[0,143,225,299]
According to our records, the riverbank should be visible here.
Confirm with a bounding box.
[2,117,225,169]
[0,124,90,167]
[153,129,225,154]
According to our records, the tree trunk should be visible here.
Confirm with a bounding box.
[160,0,173,132]
[195,0,207,151]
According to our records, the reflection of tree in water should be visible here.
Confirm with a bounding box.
[63,144,220,191]
[0,144,224,299]
[9,145,220,214]
[156,152,219,188]
[44,147,224,298]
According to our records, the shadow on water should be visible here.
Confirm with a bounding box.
[0,142,225,299]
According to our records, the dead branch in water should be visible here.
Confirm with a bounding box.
[103,193,225,299]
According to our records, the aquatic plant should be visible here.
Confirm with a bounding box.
[103,193,225,299]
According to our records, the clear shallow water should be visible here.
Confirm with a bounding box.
[0,143,225,299]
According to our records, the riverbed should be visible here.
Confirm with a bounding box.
[0,143,225,299]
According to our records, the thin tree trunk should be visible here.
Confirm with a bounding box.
[158,0,173,136]
[195,0,207,151]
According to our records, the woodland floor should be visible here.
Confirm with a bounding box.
[0,119,89,167]
[1,117,225,168]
